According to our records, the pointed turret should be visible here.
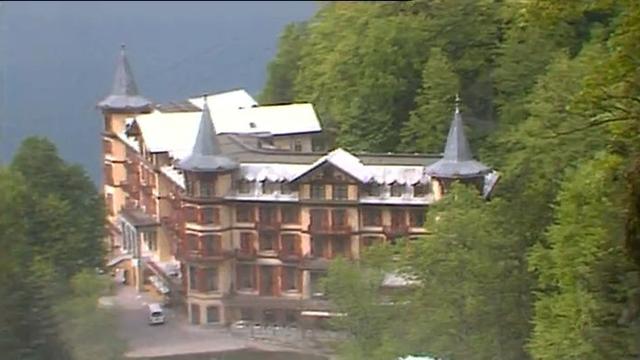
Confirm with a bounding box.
[98,44,153,112]
[177,98,238,172]
[425,96,490,179]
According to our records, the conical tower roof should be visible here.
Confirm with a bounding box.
[425,97,490,178]
[98,45,152,112]
[177,98,238,172]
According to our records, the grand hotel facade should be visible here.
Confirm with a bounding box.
[100,47,499,326]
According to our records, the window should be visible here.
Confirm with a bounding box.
[187,234,199,251]
[236,205,254,222]
[189,265,197,290]
[259,233,277,251]
[281,234,299,254]
[263,181,280,195]
[105,193,114,216]
[205,267,218,291]
[294,140,302,152]
[285,310,297,325]
[391,183,405,197]
[190,304,200,324]
[310,184,325,200]
[281,206,299,224]
[198,181,215,198]
[282,267,300,292]
[145,231,157,251]
[184,207,197,223]
[410,209,426,227]
[391,210,406,227]
[310,209,329,228]
[200,207,219,224]
[259,207,277,224]
[311,236,325,258]
[206,306,219,323]
[104,164,113,185]
[310,272,326,298]
[332,209,347,227]
[240,308,254,321]
[364,183,381,197]
[332,237,348,257]
[237,264,255,290]
[238,180,252,194]
[333,184,348,200]
[413,183,429,197]
[203,235,220,255]
[240,233,255,252]
[363,208,382,226]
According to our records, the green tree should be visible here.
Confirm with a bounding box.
[400,48,459,153]
[528,153,637,360]
[11,136,105,277]
[400,183,529,360]
[259,22,307,105]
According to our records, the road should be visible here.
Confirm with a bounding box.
[113,284,278,358]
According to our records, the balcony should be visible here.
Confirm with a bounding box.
[383,224,410,239]
[235,247,257,261]
[255,221,281,232]
[308,223,352,235]
[278,250,302,262]
[183,249,233,262]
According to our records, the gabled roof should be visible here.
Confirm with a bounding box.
[98,45,153,112]
[291,148,368,183]
[425,103,490,179]
[176,99,238,172]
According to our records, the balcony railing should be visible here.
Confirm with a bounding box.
[235,247,257,260]
[383,224,410,238]
[183,249,233,261]
[279,250,302,262]
[308,223,352,235]
[255,221,281,232]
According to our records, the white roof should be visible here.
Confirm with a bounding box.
[188,89,257,111]
[130,90,322,155]
[134,111,201,155]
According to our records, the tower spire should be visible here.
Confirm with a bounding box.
[177,96,238,172]
[97,44,152,112]
[424,96,490,178]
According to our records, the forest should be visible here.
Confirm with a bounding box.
[260,1,640,359]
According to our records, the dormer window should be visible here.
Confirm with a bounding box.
[263,181,281,195]
[364,183,381,197]
[249,122,256,129]
[238,180,252,194]
[413,183,429,197]
[390,184,404,197]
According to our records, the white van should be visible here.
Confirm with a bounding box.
[148,303,165,325]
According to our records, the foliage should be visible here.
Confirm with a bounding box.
[0,137,120,359]
[271,1,640,359]
[399,48,459,153]
[528,153,637,359]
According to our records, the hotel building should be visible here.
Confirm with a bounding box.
[99,46,499,326]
